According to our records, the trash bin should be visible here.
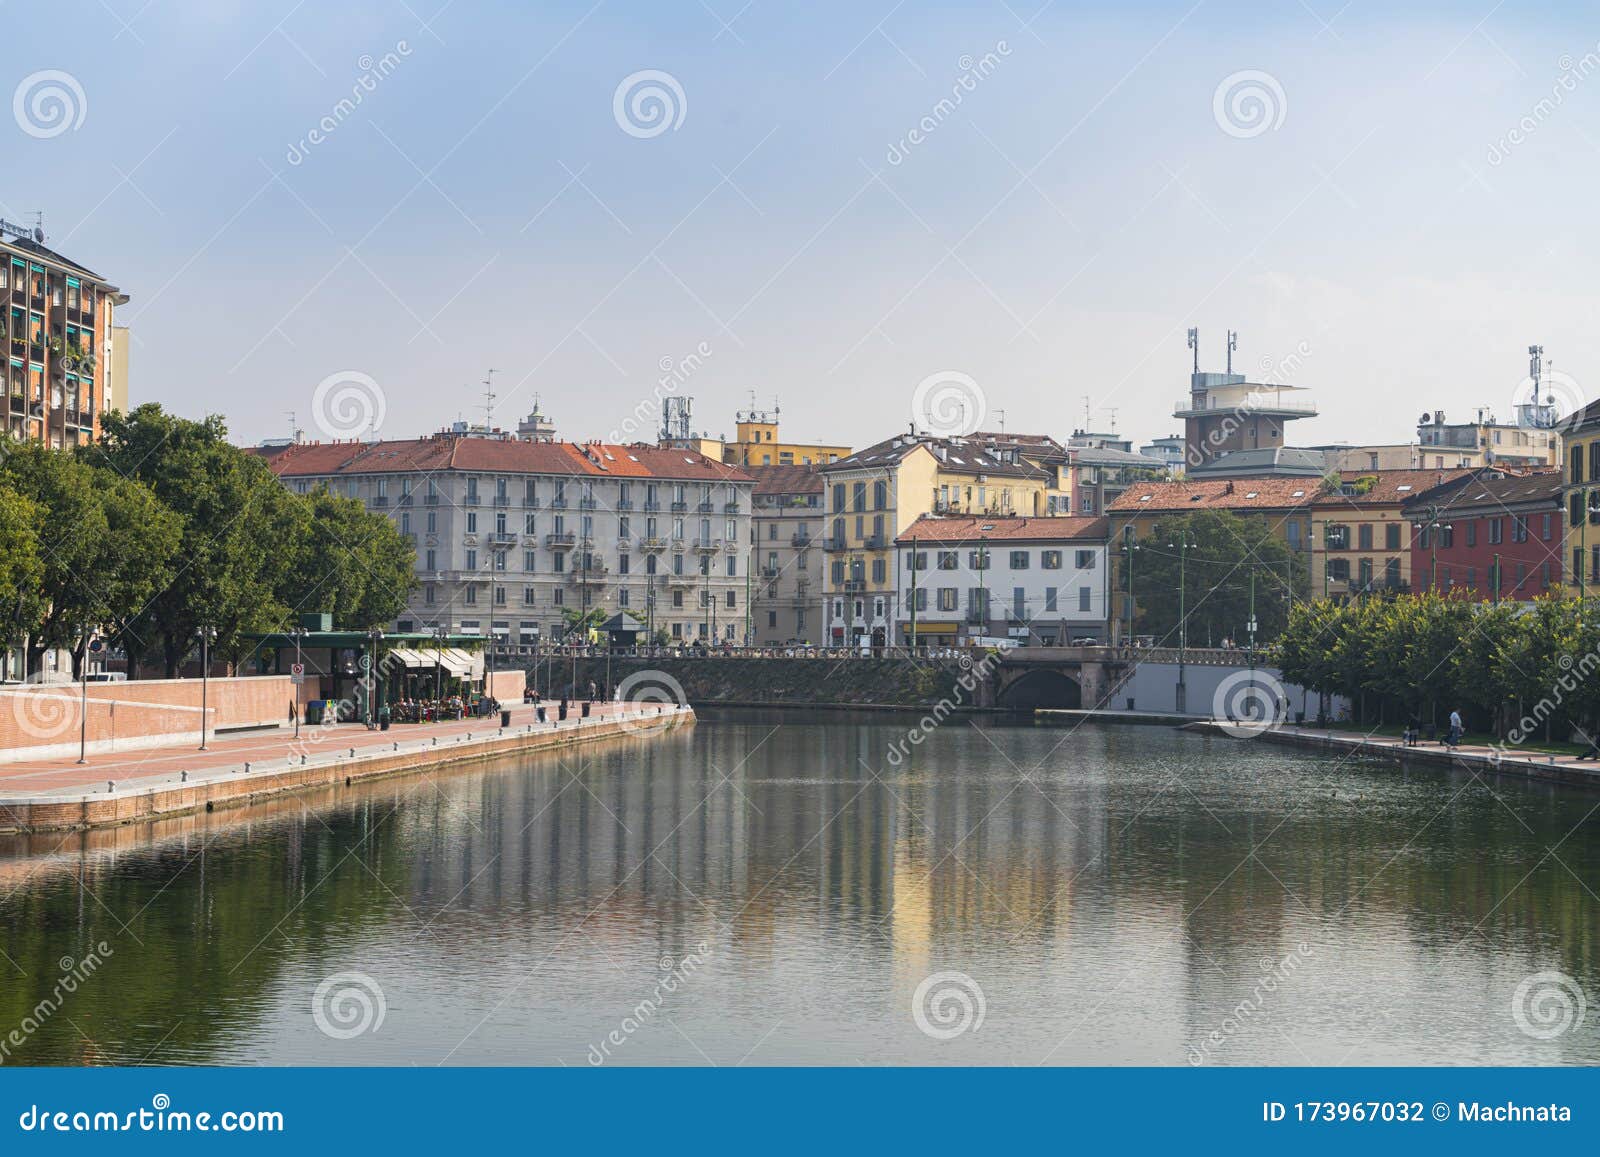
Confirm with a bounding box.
[500,709,511,728]
[537,706,547,723]
[306,700,326,726]
[558,703,568,721]
[582,701,591,718]
[1295,712,1305,726]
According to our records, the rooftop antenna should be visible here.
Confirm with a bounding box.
[482,368,498,429]
[1106,406,1119,433]
[995,409,1007,434]
[1226,329,1237,374]
[1187,327,1199,375]
[286,410,301,443]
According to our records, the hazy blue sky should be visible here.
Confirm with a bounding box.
[10,1,1600,449]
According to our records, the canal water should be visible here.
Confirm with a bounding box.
[1,712,1596,1066]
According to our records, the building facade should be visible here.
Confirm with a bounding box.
[1309,469,1475,600]
[819,432,1066,648]
[1561,403,1600,593]
[1176,370,1318,470]
[1417,408,1559,469]
[1402,473,1562,600]
[261,434,755,651]
[2,222,126,448]
[749,465,824,645]
[721,410,849,467]
[896,515,1111,645]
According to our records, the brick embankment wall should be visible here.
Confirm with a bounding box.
[0,707,692,834]
[0,677,299,765]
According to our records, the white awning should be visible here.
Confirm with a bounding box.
[385,646,478,677]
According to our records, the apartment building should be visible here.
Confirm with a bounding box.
[749,465,824,645]
[1402,472,1562,600]
[1418,408,1559,469]
[818,432,1065,647]
[896,515,1111,645]
[260,433,754,650]
[1309,469,1476,600]
[1,221,127,447]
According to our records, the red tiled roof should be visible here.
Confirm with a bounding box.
[748,464,823,495]
[1310,468,1476,507]
[255,437,753,482]
[896,514,1108,543]
[1109,477,1320,513]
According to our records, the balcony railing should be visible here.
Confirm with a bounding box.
[639,536,667,552]
[493,495,511,507]
[791,533,812,548]
[372,496,389,508]
[1172,393,1318,418]
[398,493,413,507]
[671,501,688,512]
[697,501,714,512]
[579,497,597,509]
[821,536,847,551]
[546,532,576,549]
[761,566,780,578]
[424,494,440,506]
[489,532,517,545]
[694,538,722,553]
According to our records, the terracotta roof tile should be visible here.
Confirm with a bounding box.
[1108,477,1320,513]
[748,464,823,495]
[254,437,753,482]
[896,514,1108,543]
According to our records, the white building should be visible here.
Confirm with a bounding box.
[260,431,755,654]
[893,515,1111,646]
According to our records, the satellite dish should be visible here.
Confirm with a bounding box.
[33,226,44,244]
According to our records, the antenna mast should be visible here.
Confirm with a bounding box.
[1187,327,1199,375]
[482,368,498,429]
[1226,329,1237,374]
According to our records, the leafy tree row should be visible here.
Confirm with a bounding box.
[1124,510,1309,646]
[1,404,417,678]
[1273,592,1598,742]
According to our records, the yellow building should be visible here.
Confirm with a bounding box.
[1308,469,1475,600]
[722,409,849,467]
[1561,405,1600,592]
[818,432,1065,646]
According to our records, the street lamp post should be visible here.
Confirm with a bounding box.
[292,627,306,741]
[196,623,216,751]
[1170,532,1193,712]
[77,620,90,765]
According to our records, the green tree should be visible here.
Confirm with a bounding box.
[278,487,416,631]
[0,479,42,638]
[90,405,296,676]
[1132,510,1306,646]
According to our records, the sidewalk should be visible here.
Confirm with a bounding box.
[0,699,631,798]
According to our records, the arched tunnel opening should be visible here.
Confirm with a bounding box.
[997,669,1082,711]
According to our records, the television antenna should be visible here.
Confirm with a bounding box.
[1186,327,1199,374]
[482,368,498,428]
[1226,329,1237,374]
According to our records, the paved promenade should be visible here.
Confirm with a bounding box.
[0,699,633,799]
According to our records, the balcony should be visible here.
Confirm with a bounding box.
[579,497,597,510]
[522,497,540,509]
[639,536,668,552]
[489,532,517,546]
[761,566,781,579]
[643,500,661,512]
[616,498,633,510]
[424,494,440,506]
[397,493,413,507]
[546,532,576,550]
[865,533,888,549]
[842,580,867,594]
[493,495,511,507]
[549,498,567,510]
[372,496,389,508]
[694,538,722,553]
[697,501,714,513]
[791,533,812,549]
[1172,392,1318,419]
[567,564,610,583]
[724,502,740,514]
[671,500,688,512]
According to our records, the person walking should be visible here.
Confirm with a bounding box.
[1447,708,1463,749]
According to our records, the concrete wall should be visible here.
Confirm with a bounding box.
[0,676,298,764]
[1113,660,1349,720]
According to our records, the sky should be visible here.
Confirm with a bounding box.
[9,0,1600,452]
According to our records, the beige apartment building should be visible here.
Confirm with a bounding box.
[749,466,824,645]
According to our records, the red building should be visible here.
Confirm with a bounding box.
[1403,473,1563,600]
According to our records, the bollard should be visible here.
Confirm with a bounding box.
[244,762,251,773]
[349,748,355,758]
[181,771,187,782]
[107,781,114,792]
[302,754,308,765]
[393,742,399,752]
[433,736,438,746]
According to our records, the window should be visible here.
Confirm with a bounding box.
[424,584,435,605]
[465,586,478,605]
[524,513,536,535]
[873,480,888,509]
[969,549,989,570]
[1488,517,1503,545]
[1385,523,1400,551]
[1325,524,1348,549]
[938,587,958,611]
[425,548,436,571]
[907,588,928,611]
[1074,550,1095,570]
[1465,520,1476,547]
[465,549,478,571]
[833,484,846,512]
[1357,524,1372,550]
[1010,551,1029,570]
[428,511,437,533]
[523,550,536,571]
[1512,515,1528,543]
[523,586,535,605]
[494,586,506,605]
[1078,587,1091,612]
[1041,550,1062,569]
[619,554,631,575]
[1543,513,1553,541]
[727,554,738,577]
[852,482,866,511]
[905,550,927,570]
[1013,588,1026,618]
[1326,558,1350,582]
[1385,558,1401,588]
[466,512,478,533]
[1044,587,1057,612]
[726,590,736,608]
[938,550,958,570]
[871,558,886,583]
